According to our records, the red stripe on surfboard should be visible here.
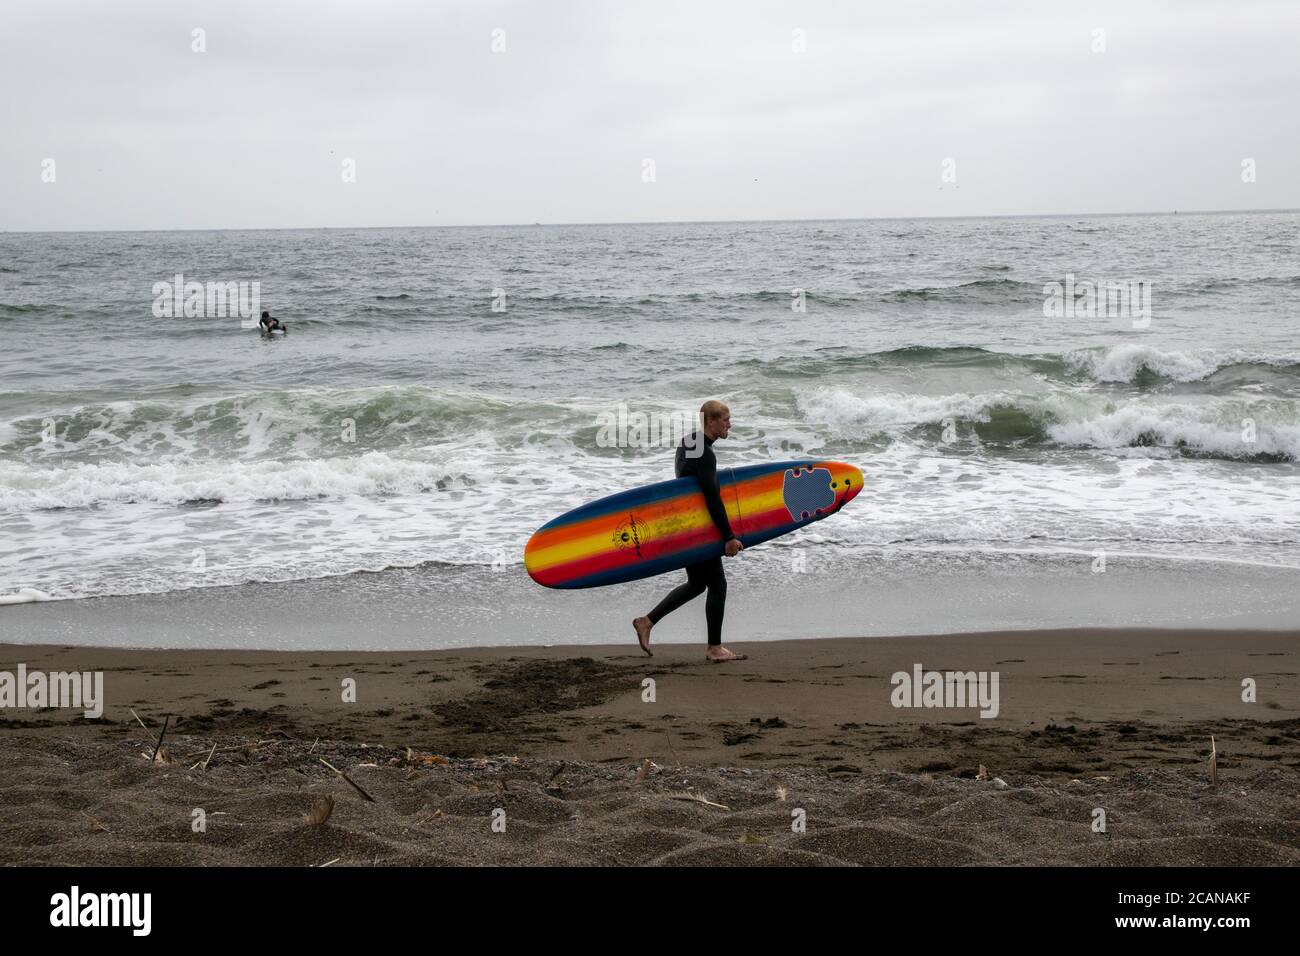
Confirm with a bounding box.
[527,489,702,551]
[530,522,727,586]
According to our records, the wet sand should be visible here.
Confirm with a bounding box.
[2,628,1298,865]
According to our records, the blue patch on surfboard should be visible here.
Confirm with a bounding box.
[781,466,835,521]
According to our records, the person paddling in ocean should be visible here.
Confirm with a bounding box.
[633,400,747,663]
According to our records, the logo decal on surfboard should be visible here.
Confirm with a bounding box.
[612,513,644,557]
[781,467,835,521]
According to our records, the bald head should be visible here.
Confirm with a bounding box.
[700,400,732,440]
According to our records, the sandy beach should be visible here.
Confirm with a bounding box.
[3,628,1297,866]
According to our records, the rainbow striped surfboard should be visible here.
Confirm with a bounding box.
[524,459,863,589]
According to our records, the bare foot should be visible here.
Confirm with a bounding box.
[706,646,747,663]
[633,616,653,656]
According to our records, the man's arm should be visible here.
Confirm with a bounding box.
[695,452,735,542]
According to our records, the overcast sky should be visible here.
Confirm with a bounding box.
[1,0,1297,231]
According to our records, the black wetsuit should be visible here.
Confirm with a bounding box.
[646,433,732,646]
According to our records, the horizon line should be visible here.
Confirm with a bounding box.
[3,206,1297,235]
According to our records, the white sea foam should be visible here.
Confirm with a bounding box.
[796,387,1015,432]
[797,385,1299,459]
[1065,344,1299,383]
[5,434,1298,601]
[1047,403,1300,459]
[0,453,463,511]
[0,587,52,606]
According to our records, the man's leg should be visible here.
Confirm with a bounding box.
[702,557,726,647]
[701,558,746,662]
[633,561,709,656]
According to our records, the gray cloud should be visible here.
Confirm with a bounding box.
[1,0,1296,230]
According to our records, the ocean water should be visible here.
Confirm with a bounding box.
[1,212,1298,637]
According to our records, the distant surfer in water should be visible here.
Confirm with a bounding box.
[259,310,286,333]
[634,400,746,662]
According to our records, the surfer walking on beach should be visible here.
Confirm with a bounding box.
[633,400,746,663]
